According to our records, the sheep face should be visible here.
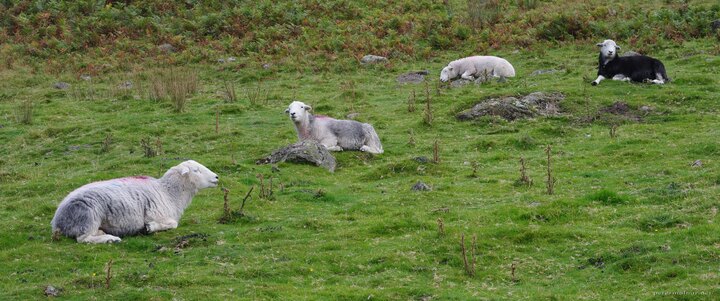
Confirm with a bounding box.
[285,101,312,123]
[597,39,620,60]
[440,66,457,82]
[177,160,219,189]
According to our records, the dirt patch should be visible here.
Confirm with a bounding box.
[456,92,565,121]
[597,101,645,122]
[256,140,336,172]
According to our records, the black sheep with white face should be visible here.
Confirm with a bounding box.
[591,39,669,86]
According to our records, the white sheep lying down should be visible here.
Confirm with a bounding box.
[51,160,218,243]
[440,56,516,82]
[285,101,383,154]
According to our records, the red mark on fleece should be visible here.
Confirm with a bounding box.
[119,176,150,182]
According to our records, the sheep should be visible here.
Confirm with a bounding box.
[51,160,219,243]
[591,39,669,86]
[285,101,383,154]
[440,56,516,82]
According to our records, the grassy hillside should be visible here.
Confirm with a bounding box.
[2,0,720,300]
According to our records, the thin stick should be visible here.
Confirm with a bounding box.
[222,187,230,216]
[105,259,113,289]
[240,186,254,213]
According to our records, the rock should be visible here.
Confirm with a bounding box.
[44,285,60,297]
[411,181,431,191]
[227,57,237,62]
[346,113,360,120]
[262,63,272,69]
[256,140,336,172]
[80,74,92,81]
[712,19,720,31]
[360,55,388,65]
[158,43,176,53]
[691,160,702,168]
[450,79,473,88]
[457,92,565,121]
[531,69,562,76]
[117,81,133,89]
[53,82,70,90]
[217,58,226,64]
[622,51,641,57]
[413,156,430,164]
[397,70,429,84]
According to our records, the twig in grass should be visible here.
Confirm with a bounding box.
[105,259,113,290]
[408,90,416,112]
[471,161,479,178]
[222,187,230,216]
[511,261,518,283]
[609,123,618,138]
[517,157,533,187]
[437,218,445,236]
[461,233,475,276]
[240,186,254,214]
[545,145,555,195]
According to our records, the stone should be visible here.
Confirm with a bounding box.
[256,141,336,172]
[44,285,60,297]
[411,181,431,191]
[158,43,176,53]
[53,82,70,90]
[360,55,388,64]
[397,70,429,84]
[457,92,565,121]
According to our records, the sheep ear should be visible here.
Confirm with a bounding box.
[284,108,289,113]
[615,45,621,50]
[304,105,312,111]
[179,166,190,176]
[596,43,603,47]
[449,67,453,71]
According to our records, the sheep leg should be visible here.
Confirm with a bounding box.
[651,72,665,84]
[145,219,178,233]
[612,74,630,82]
[460,71,475,81]
[591,75,606,86]
[77,229,122,244]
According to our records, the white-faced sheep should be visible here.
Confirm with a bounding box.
[51,160,218,243]
[592,39,669,86]
[285,101,383,154]
[440,56,516,82]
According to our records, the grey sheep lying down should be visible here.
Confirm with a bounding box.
[51,160,218,243]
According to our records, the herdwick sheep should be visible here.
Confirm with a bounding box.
[440,56,516,82]
[592,39,669,85]
[51,160,219,243]
[285,101,383,154]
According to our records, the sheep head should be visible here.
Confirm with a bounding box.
[175,160,219,189]
[286,101,312,123]
[597,39,620,61]
[440,65,457,82]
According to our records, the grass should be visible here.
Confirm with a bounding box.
[1,0,720,300]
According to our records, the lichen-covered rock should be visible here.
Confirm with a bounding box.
[457,92,565,121]
[397,70,429,84]
[158,43,176,53]
[360,55,388,64]
[411,181,431,191]
[256,140,337,172]
[53,82,70,90]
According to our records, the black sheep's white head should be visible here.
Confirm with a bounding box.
[597,39,620,60]
[176,160,219,189]
[285,101,312,123]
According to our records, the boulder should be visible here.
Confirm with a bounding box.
[256,140,336,172]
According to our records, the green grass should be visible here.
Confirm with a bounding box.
[2,1,720,300]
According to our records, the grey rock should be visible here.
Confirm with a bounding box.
[360,55,388,64]
[531,69,562,76]
[80,74,92,81]
[217,58,226,64]
[691,160,702,168]
[346,113,360,120]
[411,181,431,191]
[53,82,70,90]
[413,156,430,164]
[227,57,237,62]
[256,140,337,172]
[262,63,272,69]
[44,285,60,297]
[622,51,641,57]
[397,70,429,84]
[457,92,565,121]
[158,43,176,53]
[118,81,133,89]
[712,19,720,31]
